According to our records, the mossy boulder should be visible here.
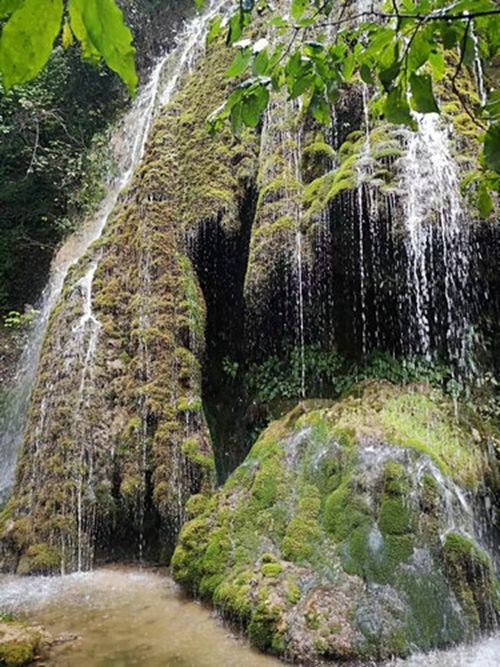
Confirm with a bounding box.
[172,381,499,663]
[0,616,47,667]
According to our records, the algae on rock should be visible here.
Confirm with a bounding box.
[172,381,499,662]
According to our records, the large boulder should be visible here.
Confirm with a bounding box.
[172,381,499,662]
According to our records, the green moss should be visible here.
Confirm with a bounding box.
[0,640,36,667]
[383,462,410,496]
[16,543,60,575]
[282,487,321,563]
[379,393,482,487]
[379,497,415,536]
[213,573,252,619]
[181,438,215,471]
[248,602,283,652]
[323,480,372,542]
[443,532,499,632]
[285,579,301,605]
[185,493,211,517]
[398,570,465,650]
[173,383,498,660]
[261,562,284,577]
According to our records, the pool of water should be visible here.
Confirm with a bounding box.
[0,567,279,667]
[0,567,498,666]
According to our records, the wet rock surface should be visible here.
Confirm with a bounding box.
[173,381,499,662]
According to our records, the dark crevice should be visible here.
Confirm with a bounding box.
[189,183,258,483]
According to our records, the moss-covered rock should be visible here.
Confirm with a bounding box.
[0,27,259,573]
[173,381,499,662]
[0,616,48,667]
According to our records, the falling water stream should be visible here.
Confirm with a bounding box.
[0,0,229,503]
[398,112,473,372]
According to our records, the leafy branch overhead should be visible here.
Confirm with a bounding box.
[0,0,137,95]
[0,0,499,183]
[199,0,500,180]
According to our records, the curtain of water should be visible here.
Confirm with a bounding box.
[398,113,474,374]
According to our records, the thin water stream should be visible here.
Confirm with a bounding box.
[0,567,498,666]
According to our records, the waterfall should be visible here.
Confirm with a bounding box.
[0,0,229,505]
[398,113,474,374]
[355,85,373,357]
[471,25,488,107]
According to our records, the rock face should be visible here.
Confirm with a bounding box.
[0,617,48,667]
[172,381,499,662]
[0,31,259,573]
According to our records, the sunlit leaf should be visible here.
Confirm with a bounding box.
[291,0,308,20]
[410,73,439,113]
[477,182,494,218]
[69,0,137,96]
[384,86,416,129]
[226,46,251,78]
[0,0,63,90]
[0,0,21,19]
[484,123,500,173]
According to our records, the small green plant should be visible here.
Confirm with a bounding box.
[3,309,37,329]
[222,357,239,380]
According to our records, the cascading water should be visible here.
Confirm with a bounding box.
[355,85,374,356]
[397,113,474,374]
[290,105,307,399]
[0,0,229,508]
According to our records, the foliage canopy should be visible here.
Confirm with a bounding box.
[0,0,137,94]
[200,0,500,182]
[0,0,498,178]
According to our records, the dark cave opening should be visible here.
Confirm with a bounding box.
[189,185,258,483]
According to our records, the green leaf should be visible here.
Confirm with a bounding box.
[226,47,251,78]
[384,86,416,129]
[410,73,439,114]
[407,28,432,72]
[379,57,400,92]
[0,0,21,19]
[252,48,269,76]
[360,63,374,85]
[227,10,251,45]
[486,91,500,122]
[207,16,222,46]
[309,91,330,125]
[0,0,63,90]
[440,23,461,50]
[342,51,356,82]
[291,0,308,20]
[194,0,204,9]
[290,73,313,98]
[230,101,243,136]
[477,182,494,219]
[69,0,137,96]
[484,123,500,174]
[428,51,445,80]
[241,84,269,127]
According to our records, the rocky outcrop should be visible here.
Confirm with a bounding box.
[172,381,499,662]
[0,32,259,573]
[0,617,49,667]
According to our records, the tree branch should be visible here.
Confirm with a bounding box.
[312,8,500,30]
